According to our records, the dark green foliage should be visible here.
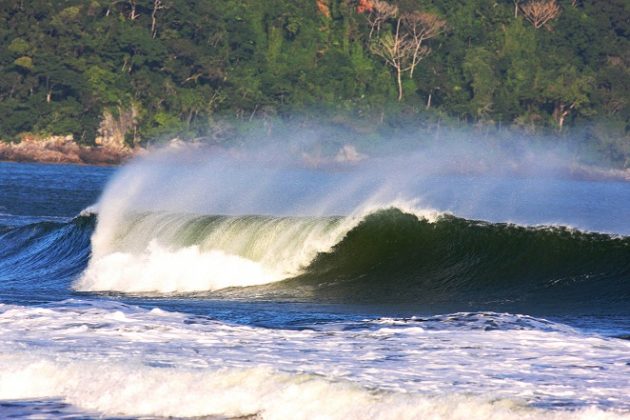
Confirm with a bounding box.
[0,0,627,165]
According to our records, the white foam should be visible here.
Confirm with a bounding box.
[0,301,628,418]
[75,240,281,292]
[0,355,625,419]
[78,204,99,217]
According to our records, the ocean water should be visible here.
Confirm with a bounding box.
[0,157,629,419]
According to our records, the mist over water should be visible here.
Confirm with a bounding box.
[97,125,630,226]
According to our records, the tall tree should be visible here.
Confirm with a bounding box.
[367,2,445,100]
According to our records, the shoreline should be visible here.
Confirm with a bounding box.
[0,137,139,166]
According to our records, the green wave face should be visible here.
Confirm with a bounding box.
[268,209,630,309]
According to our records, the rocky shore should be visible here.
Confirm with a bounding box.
[0,135,140,166]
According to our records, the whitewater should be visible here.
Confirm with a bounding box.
[0,144,629,419]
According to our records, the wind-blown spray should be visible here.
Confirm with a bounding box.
[74,132,630,296]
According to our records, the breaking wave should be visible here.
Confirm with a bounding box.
[3,205,627,310]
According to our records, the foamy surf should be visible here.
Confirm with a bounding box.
[76,241,281,293]
[76,212,352,292]
[0,301,628,418]
[1,357,627,419]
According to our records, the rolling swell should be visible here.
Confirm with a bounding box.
[0,215,94,293]
[250,209,630,309]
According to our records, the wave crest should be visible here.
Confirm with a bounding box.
[70,206,630,309]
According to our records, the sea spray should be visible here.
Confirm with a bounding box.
[73,145,630,297]
[79,146,441,292]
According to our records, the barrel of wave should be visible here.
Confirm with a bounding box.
[73,198,442,295]
[73,212,356,294]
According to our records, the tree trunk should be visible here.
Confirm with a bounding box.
[553,102,572,130]
[129,1,138,20]
[151,0,162,39]
[396,66,403,101]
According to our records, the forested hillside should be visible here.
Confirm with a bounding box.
[0,1,628,165]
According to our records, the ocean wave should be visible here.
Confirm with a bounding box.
[75,201,441,293]
[2,206,629,308]
[273,208,630,305]
[72,206,630,308]
[0,215,94,288]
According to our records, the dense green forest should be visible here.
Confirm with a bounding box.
[0,0,628,165]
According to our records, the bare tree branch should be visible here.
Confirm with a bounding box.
[370,17,407,100]
[520,0,561,29]
[129,0,138,20]
[402,11,446,78]
[366,0,398,39]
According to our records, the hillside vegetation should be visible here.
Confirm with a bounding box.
[0,1,628,166]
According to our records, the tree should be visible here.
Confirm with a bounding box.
[543,65,593,129]
[370,19,407,100]
[463,47,496,119]
[402,11,446,78]
[151,0,164,39]
[520,0,561,29]
[367,3,445,101]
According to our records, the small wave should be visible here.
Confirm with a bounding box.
[78,205,99,218]
[0,217,95,289]
[366,312,578,333]
[4,356,624,420]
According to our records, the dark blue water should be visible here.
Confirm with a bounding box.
[0,162,112,226]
